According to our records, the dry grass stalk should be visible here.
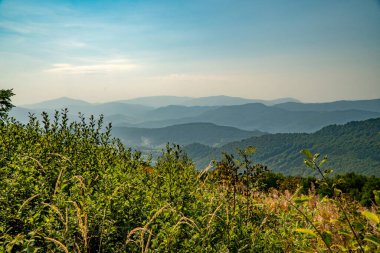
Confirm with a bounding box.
[126,204,171,252]
[24,156,43,169]
[126,227,150,250]
[206,204,222,230]
[65,207,68,234]
[42,203,65,225]
[75,242,81,253]
[72,175,86,191]
[146,204,171,227]
[197,162,213,180]
[18,194,40,214]
[173,216,200,232]
[48,152,72,164]
[54,168,65,196]
[71,201,88,252]
[44,237,69,253]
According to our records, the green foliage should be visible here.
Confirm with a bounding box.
[258,172,380,207]
[1,112,379,252]
[212,147,268,214]
[298,149,379,253]
[0,89,15,119]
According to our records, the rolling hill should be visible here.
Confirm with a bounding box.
[184,118,380,176]
[274,99,380,113]
[140,105,217,122]
[13,97,380,135]
[111,123,265,148]
[118,96,193,108]
[120,95,299,107]
[133,103,380,133]
[22,97,91,109]
[181,95,299,106]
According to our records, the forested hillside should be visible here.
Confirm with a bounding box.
[185,118,380,176]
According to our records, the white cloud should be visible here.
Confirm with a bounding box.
[44,59,137,74]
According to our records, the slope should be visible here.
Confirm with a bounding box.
[274,99,380,113]
[112,122,265,148]
[141,105,217,121]
[22,97,91,109]
[134,103,380,133]
[184,118,380,176]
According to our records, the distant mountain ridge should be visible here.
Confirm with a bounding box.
[184,118,380,176]
[112,123,265,148]
[275,99,380,113]
[119,95,300,107]
[11,96,380,135]
[132,103,380,133]
[10,97,380,176]
[142,105,216,121]
[22,97,91,109]
[118,96,193,108]
[180,96,300,107]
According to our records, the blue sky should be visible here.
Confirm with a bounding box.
[0,0,379,104]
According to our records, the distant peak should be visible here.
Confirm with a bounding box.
[23,96,90,109]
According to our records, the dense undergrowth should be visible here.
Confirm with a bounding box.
[0,111,379,252]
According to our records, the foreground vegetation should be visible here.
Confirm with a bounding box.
[1,111,379,252]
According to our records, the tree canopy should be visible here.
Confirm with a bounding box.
[0,89,15,118]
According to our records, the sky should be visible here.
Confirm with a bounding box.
[0,0,379,105]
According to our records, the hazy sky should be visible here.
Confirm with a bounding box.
[1,0,380,104]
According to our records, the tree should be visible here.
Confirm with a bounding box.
[0,88,15,118]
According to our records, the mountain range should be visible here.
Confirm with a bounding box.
[12,96,380,133]
[131,103,379,132]
[184,118,380,176]
[11,96,380,163]
[9,95,380,176]
[274,99,380,113]
[117,95,300,108]
[112,123,265,148]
